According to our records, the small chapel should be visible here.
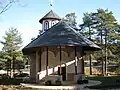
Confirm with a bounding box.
[22,10,100,84]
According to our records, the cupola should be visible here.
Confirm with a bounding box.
[39,10,61,31]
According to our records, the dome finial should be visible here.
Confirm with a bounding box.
[49,0,54,10]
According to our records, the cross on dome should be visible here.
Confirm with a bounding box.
[49,0,54,9]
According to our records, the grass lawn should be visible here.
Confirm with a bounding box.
[86,76,120,89]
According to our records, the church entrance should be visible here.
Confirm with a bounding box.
[58,66,66,81]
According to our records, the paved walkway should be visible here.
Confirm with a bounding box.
[21,80,101,90]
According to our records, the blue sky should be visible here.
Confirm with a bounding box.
[0,0,120,50]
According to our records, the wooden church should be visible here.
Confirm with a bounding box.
[22,10,100,84]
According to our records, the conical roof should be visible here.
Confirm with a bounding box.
[39,10,61,23]
[23,21,100,53]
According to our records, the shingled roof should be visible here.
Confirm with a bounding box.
[23,21,100,53]
[39,10,61,23]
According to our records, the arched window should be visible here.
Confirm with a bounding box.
[44,21,49,30]
[51,20,56,27]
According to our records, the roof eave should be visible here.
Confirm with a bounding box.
[39,18,61,23]
[23,44,101,55]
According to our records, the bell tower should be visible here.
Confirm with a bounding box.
[39,10,61,31]
[39,0,61,31]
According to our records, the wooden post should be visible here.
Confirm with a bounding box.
[81,49,85,74]
[81,58,84,74]
[39,48,41,72]
[46,47,48,76]
[59,46,62,75]
[36,51,40,83]
[89,53,92,75]
[74,46,77,75]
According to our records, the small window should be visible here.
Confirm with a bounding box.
[51,21,56,26]
[44,21,49,30]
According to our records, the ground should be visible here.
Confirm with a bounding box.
[0,76,120,89]
[86,76,120,89]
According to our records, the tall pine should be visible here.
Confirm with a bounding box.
[0,27,23,76]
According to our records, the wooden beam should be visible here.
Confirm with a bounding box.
[89,53,92,75]
[46,47,48,76]
[39,48,41,72]
[81,48,84,74]
[60,46,62,75]
[74,46,77,56]
[74,46,77,75]
[36,51,39,82]
[82,58,84,74]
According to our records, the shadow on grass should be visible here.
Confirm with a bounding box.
[0,78,23,85]
[86,76,120,89]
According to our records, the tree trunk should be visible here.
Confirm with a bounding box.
[12,56,15,77]
[101,29,104,75]
[104,29,107,75]
[89,26,92,75]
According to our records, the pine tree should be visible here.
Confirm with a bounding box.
[0,27,23,77]
[64,12,77,29]
[80,9,120,75]
[94,9,119,75]
[80,12,97,75]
